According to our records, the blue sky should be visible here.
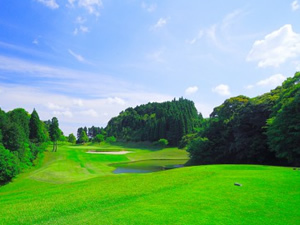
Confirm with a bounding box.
[0,0,300,135]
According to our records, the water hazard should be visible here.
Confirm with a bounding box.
[111,159,187,174]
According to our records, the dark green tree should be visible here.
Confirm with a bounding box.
[267,72,300,166]
[93,134,105,143]
[0,145,19,184]
[106,136,116,144]
[29,109,45,143]
[68,133,76,144]
[78,130,89,144]
[49,117,60,152]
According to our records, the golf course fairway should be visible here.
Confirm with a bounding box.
[0,143,299,225]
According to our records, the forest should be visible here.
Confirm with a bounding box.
[187,72,300,166]
[104,72,300,166]
[105,98,202,145]
[0,72,299,184]
[0,109,63,183]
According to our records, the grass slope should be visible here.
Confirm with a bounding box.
[0,143,299,225]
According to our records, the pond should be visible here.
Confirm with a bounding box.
[111,159,187,174]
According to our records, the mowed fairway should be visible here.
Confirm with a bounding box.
[0,144,299,225]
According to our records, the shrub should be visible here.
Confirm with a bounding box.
[0,146,19,183]
[106,136,116,143]
[155,138,169,147]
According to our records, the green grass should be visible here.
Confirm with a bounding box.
[0,143,299,225]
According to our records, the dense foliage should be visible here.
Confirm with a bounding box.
[76,126,106,143]
[106,98,201,145]
[187,72,300,166]
[0,108,62,183]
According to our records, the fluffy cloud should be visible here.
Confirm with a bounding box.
[292,0,299,11]
[78,0,102,16]
[46,102,66,110]
[247,24,300,67]
[212,84,231,96]
[185,86,198,95]
[68,49,85,62]
[36,0,59,9]
[0,55,174,135]
[247,74,286,90]
[256,74,286,87]
[68,0,102,16]
[105,97,126,105]
[53,110,73,118]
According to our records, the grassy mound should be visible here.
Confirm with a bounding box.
[0,144,299,224]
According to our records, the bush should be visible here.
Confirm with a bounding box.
[93,134,105,143]
[106,136,116,144]
[155,139,169,147]
[187,137,213,164]
[0,146,19,183]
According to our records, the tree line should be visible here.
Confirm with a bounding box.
[105,98,202,145]
[187,72,300,166]
[0,108,62,183]
[75,126,116,144]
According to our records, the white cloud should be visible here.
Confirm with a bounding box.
[68,0,76,7]
[78,0,102,16]
[80,25,89,33]
[152,18,168,30]
[292,0,299,11]
[247,24,300,67]
[73,26,89,35]
[0,55,175,134]
[53,110,73,118]
[245,74,286,90]
[36,0,59,9]
[0,84,173,135]
[257,74,286,87]
[245,84,254,90]
[212,84,231,96]
[105,97,126,105]
[186,9,245,51]
[185,86,198,95]
[141,2,156,12]
[46,102,66,110]
[68,49,85,62]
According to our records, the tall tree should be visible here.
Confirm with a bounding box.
[68,133,76,144]
[267,72,300,166]
[49,117,60,152]
[29,109,45,143]
[78,130,89,144]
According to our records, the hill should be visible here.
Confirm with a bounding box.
[106,98,201,145]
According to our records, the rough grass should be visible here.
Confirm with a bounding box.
[0,143,299,225]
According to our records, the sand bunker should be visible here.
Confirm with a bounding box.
[87,151,132,155]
